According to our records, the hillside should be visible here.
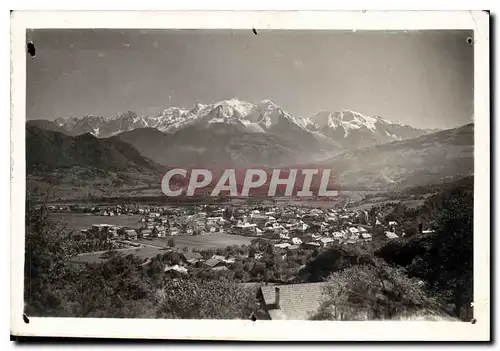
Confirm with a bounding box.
[322,123,474,190]
[26,125,164,200]
[26,125,160,172]
[112,124,329,167]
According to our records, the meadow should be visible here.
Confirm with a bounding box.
[49,212,143,231]
[138,233,255,250]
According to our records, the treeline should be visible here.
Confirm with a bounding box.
[301,179,473,320]
[375,183,473,319]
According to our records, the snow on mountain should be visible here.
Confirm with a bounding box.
[310,109,429,148]
[312,110,378,137]
[52,99,433,151]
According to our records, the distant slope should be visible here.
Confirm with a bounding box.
[113,124,332,167]
[26,125,160,173]
[321,123,474,189]
[26,119,70,134]
[26,125,165,200]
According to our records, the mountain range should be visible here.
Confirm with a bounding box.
[30,98,435,151]
[25,98,473,197]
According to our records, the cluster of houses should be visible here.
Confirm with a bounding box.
[141,251,239,275]
[70,202,434,256]
[137,209,229,238]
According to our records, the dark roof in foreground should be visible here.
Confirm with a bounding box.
[260,282,328,320]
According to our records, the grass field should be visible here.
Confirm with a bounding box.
[137,233,255,250]
[69,246,167,264]
[67,233,255,265]
[50,213,143,231]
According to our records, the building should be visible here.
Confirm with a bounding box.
[164,264,188,274]
[361,233,372,242]
[141,229,152,238]
[205,258,224,268]
[259,283,329,320]
[385,231,399,239]
[125,229,138,240]
[319,237,334,247]
[211,266,229,272]
[182,252,203,265]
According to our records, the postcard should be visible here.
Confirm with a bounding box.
[10,10,490,341]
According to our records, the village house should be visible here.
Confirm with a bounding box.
[274,243,291,250]
[319,237,334,248]
[169,227,180,236]
[385,231,399,239]
[125,229,138,240]
[181,252,204,265]
[259,283,328,320]
[164,264,188,275]
[348,227,360,237]
[310,233,321,240]
[332,231,344,241]
[361,233,373,242]
[296,222,310,232]
[204,258,224,269]
[210,255,235,264]
[279,233,290,240]
[141,229,153,238]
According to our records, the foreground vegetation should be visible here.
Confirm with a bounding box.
[24,178,473,320]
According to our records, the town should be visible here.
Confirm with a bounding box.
[47,202,434,275]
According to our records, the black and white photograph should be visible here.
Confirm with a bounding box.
[10,10,490,341]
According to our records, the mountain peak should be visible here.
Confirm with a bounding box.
[45,99,432,149]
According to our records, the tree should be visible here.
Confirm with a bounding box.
[265,244,274,255]
[416,186,473,319]
[24,201,78,315]
[182,247,189,253]
[168,239,176,248]
[311,259,440,321]
[376,185,474,320]
[156,277,257,319]
[117,227,126,238]
[301,244,369,283]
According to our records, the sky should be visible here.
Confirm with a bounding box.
[26,29,474,129]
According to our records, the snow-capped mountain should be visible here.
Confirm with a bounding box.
[49,98,433,152]
[310,109,429,149]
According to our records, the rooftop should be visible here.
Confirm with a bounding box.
[260,282,329,320]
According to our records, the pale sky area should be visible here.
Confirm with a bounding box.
[26,29,474,129]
